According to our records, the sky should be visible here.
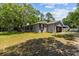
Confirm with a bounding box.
[31,3,77,21]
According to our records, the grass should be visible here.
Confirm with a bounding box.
[53,33,75,40]
[0,32,52,50]
[0,32,76,50]
[0,31,22,35]
[0,32,78,56]
[0,37,77,56]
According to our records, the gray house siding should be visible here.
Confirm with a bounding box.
[25,21,63,33]
[33,24,47,33]
[47,24,56,33]
[33,24,39,32]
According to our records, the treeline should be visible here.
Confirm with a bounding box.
[63,4,79,28]
[0,4,55,32]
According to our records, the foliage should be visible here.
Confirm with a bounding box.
[0,4,55,32]
[46,12,55,22]
[0,4,39,32]
[63,6,79,28]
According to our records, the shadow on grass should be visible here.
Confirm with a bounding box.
[0,37,78,56]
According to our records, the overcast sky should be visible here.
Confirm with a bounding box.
[31,3,77,21]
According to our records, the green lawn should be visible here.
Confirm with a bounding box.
[0,32,52,50]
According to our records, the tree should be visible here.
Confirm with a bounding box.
[36,10,45,21]
[63,12,79,28]
[63,5,79,28]
[0,3,39,32]
[46,12,55,22]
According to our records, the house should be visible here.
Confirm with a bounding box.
[26,21,63,33]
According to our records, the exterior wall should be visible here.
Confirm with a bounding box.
[31,22,63,33]
[33,24,47,33]
[47,22,63,33]
[43,25,47,32]
[33,24,40,32]
[47,24,56,33]
[54,24,56,32]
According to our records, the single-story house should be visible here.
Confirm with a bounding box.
[25,21,63,33]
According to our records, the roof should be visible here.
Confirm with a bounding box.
[35,21,63,24]
[63,25,69,28]
[47,21,60,24]
[26,21,64,26]
[47,21,63,26]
